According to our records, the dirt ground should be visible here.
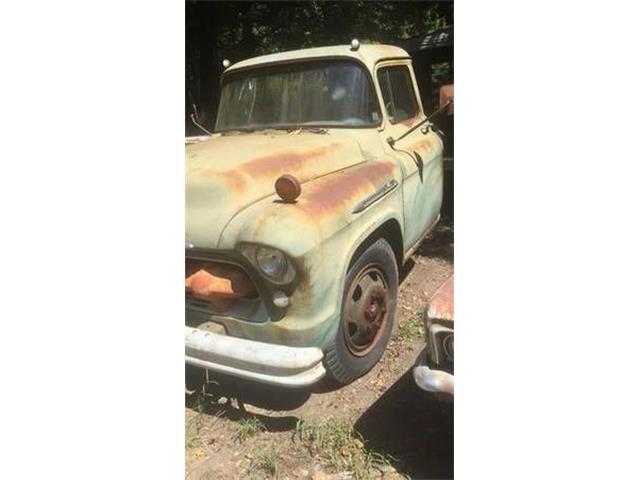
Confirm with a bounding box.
[185,219,453,480]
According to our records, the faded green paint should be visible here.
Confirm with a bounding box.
[186,44,443,350]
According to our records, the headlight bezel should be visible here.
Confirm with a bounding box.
[238,243,296,285]
[256,247,287,279]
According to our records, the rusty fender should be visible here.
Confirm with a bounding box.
[215,160,403,349]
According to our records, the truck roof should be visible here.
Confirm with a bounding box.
[225,44,411,73]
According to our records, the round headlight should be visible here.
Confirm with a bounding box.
[256,247,288,279]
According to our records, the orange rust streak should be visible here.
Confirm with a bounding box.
[201,142,345,194]
[408,137,433,151]
[301,161,395,216]
[238,142,343,181]
[216,170,247,193]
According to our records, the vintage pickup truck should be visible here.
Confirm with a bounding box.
[186,41,444,387]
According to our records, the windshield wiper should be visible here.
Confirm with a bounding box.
[216,125,329,135]
[218,127,261,134]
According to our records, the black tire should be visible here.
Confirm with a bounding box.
[324,238,398,384]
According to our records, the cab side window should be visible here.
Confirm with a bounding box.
[377,66,419,124]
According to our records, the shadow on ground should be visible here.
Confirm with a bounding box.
[186,364,454,479]
[186,366,348,433]
[354,367,453,480]
[187,368,300,431]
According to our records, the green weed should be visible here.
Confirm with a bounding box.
[233,417,265,443]
[295,418,392,479]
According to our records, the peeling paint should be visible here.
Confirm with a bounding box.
[300,161,396,217]
[239,142,343,180]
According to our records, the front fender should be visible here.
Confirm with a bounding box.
[312,202,404,346]
[218,160,404,349]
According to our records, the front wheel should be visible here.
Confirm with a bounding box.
[324,238,398,384]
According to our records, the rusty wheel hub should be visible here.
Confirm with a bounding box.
[343,265,389,356]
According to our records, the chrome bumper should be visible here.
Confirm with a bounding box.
[413,358,454,395]
[185,326,326,388]
[413,321,454,395]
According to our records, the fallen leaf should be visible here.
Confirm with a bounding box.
[193,447,205,458]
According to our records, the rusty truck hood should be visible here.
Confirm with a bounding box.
[186,131,371,248]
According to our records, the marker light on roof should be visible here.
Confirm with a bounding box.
[350,39,360,51]
[222,59,231,68]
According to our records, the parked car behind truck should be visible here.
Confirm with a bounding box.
[414,275,454,395]
[185,42,444,387]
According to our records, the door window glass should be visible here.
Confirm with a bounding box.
[377,66,419,124]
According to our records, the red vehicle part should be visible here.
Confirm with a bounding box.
[413,275,454,394]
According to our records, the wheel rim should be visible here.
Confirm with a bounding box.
[342,265,389,356]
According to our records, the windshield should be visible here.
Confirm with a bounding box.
[215,60,381,131]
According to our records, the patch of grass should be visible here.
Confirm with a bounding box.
[195,390,209,413]
[251,447,278,478]
[396,314,424,342]
[185,392,208,449]
[233,417,265,443]
[295,418,392,479]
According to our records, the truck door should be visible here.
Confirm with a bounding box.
[376,62,443,251]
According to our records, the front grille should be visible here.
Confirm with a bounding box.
[185,257,267,323]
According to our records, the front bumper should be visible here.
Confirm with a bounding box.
[185,326,326,387]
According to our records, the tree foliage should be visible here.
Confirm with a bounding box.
[186,1,453,134]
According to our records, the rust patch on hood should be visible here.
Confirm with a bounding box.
[239,141,343,181]
[216,170,247,193]
[186,133,372,248]
[301,161,396,216]
[200,141,344,192]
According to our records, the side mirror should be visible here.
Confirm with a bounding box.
[189,104,212,136]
